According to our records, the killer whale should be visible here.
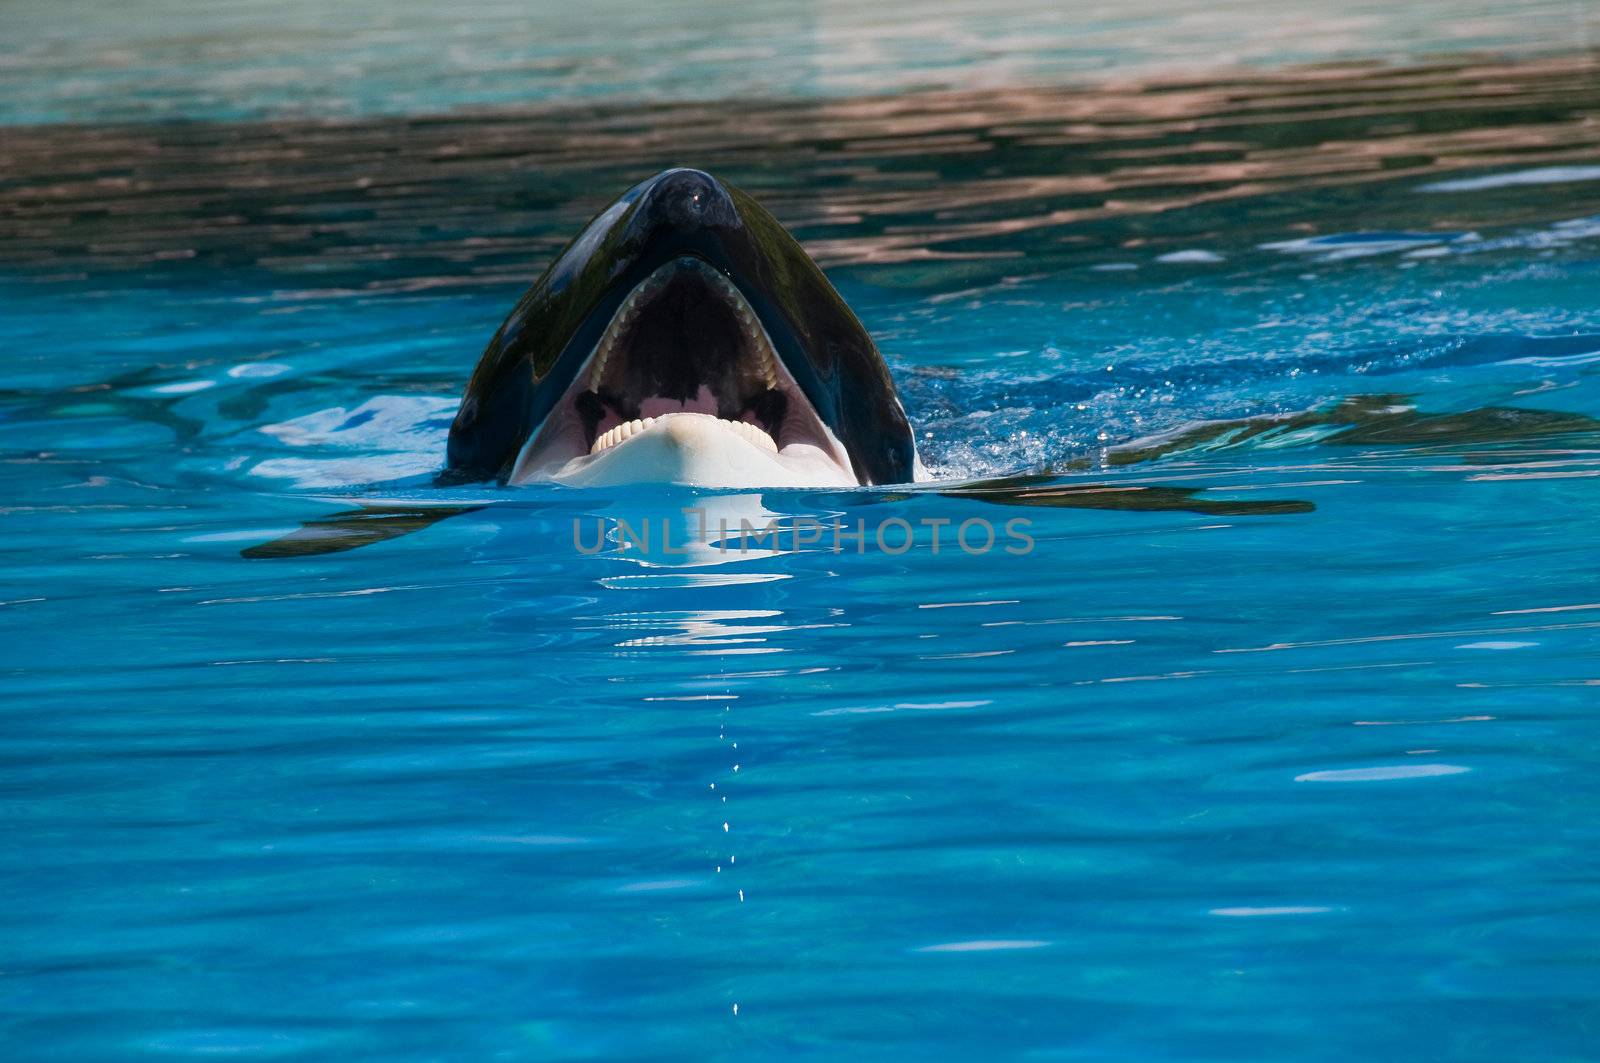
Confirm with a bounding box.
[444,168,919,489]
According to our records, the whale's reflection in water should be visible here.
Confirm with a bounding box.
[237,471,1322,560]
[236,389,1600,559]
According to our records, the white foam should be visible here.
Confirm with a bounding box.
[227,362,292,379]
[917,939,1051,953]
[1420,166,1600,193]
[260,395,456,448]
[249,454,441,488]
[149,379,216,395]
[1295,764,1469,782]
[1260,232,1476,261]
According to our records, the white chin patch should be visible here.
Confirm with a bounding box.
[548,412,856,488]
[503,255,867,489]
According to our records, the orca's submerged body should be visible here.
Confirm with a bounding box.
[445,169,919,489]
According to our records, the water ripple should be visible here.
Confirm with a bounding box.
[3,55,1597,289]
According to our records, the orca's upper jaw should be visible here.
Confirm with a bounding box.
[625,167,743,245]
[508,254,855,488]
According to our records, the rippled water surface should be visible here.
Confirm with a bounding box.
[4,4,1600,1059]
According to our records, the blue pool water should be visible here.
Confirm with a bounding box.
[4,4,1600,1058]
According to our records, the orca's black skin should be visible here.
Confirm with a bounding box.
[444,168,916,486]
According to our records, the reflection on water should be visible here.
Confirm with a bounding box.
[6,0,1592,125]
[1103,393,1600,465]
[241,503,480,558]
[4,54,1600,291]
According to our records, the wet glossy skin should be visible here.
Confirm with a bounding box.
[444,169,916,486]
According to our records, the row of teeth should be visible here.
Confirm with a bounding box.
[586,258,781,389]
[590,413,779,455]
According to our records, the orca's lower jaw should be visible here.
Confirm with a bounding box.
[508,256,857,488]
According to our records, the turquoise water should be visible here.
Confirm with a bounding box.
[5,4,1600,1058]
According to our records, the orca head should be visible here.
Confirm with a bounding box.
[445,168,917,488]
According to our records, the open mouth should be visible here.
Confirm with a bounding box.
[510,256,853,485]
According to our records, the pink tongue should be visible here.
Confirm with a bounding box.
[637,386,720,420]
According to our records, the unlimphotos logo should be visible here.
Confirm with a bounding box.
[573,509,1034,556]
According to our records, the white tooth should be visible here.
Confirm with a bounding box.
[589,413,778,456]
[725,418,777,453]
